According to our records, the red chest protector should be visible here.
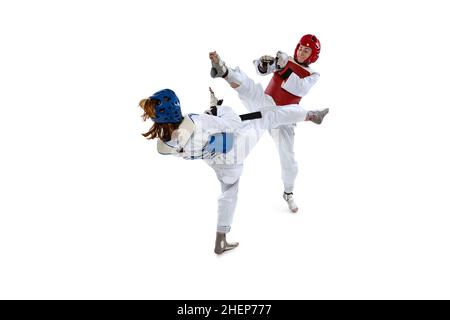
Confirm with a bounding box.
[265,60,311,106]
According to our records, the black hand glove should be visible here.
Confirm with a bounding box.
[205,106,218,116]
[258,55,275,74]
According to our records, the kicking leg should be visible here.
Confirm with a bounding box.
[261,105,329,130]
[209,51,274,112]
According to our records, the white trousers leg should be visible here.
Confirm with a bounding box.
[270,124,298,193]
[212,164,243,233]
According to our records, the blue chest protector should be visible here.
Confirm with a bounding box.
[203,132,234,155]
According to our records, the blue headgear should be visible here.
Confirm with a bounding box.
[149,89,182,124]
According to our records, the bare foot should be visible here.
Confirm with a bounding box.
[209,51,239,87]
[209,51,220,64]
[209,51,228,79]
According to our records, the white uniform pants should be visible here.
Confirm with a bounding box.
[212,164,242,233]
[269,124,297,193]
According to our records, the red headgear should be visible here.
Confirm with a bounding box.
[294,34,321,65]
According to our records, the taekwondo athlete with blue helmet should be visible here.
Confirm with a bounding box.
[139,87,327,254]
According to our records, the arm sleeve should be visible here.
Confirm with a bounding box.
[281,72,320,97]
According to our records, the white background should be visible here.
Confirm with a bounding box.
[1,0,449,299]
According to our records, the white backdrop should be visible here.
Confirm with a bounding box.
[1,0,449,299]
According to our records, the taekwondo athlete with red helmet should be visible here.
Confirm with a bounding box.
[139,85,327,254]
[210,34,328,214]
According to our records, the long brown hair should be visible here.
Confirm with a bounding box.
[139,98,180,141]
